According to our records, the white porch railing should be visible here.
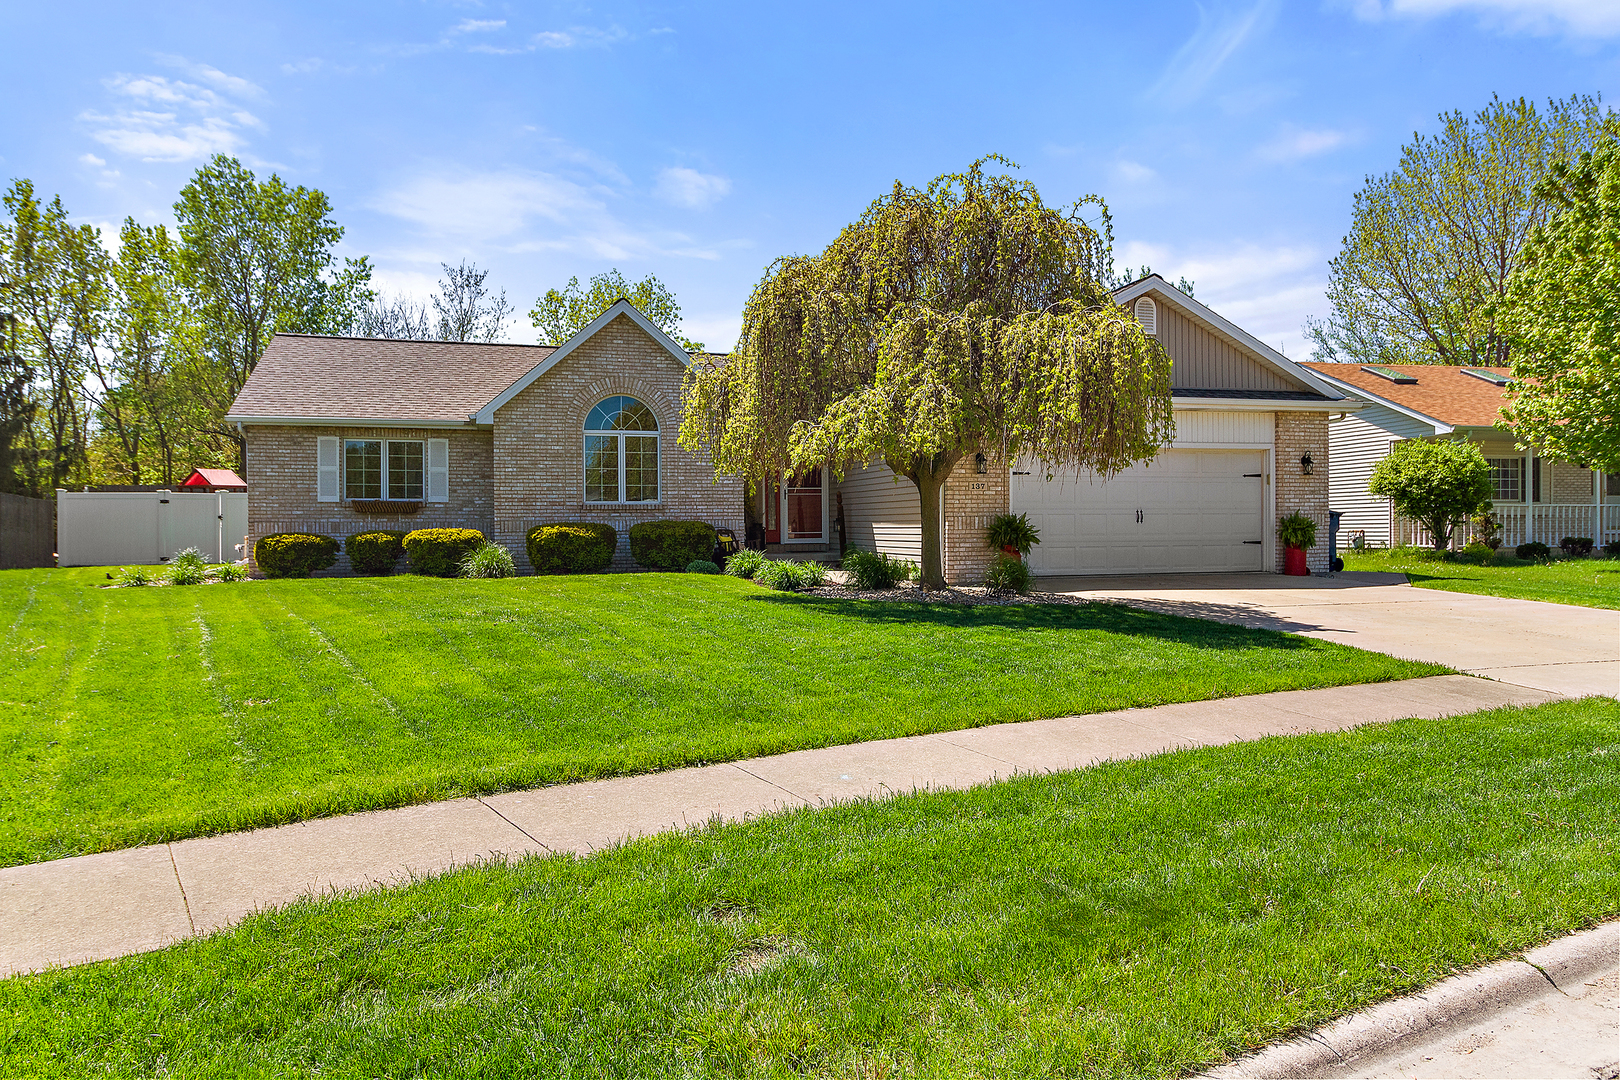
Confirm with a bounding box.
[1394,503,1619,550]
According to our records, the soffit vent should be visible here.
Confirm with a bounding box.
[1360,365,1418,384]
[1134,296,1157,335]
[1461,367,1511,386]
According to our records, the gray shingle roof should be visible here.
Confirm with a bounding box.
[226,334,557,424]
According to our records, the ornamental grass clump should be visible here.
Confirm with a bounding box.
[983,554,1032,593]
[842,549,917,590]
[164,548,210,586]
[755,559,825,592]
[214,562,249,582]
[459,543,517,579]
[724,548,767,580]
[114,565,152,587]
[404,529,486,577]
[526,523,617,574]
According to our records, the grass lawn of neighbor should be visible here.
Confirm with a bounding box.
[1343,547,1620,609]
[3,698,1615,1078]
[0,567,1443,867]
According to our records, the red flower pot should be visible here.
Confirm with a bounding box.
[1283,545,1309,576]
[1001,545,1022,560]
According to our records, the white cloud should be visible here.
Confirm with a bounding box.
[1114,160,1158,184]
[154,54,265,99]
[1349,0,1620,36]
[79,153,105,167]
[82,63,262,162]
[1257,126,1351,162]
[453,18,506,33]
[654,166,732,209]
[534,25,628,48]
[282,58,323,75]
[1115,239,1327,358]
[1150,0,1278,106]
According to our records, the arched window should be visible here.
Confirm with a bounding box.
[1133,296,1157,335]
[584,395,659,503]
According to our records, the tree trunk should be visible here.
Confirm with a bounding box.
[901,451,960,590]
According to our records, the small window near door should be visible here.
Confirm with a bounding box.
[786,470,823,540]
[1485,458,1522,502]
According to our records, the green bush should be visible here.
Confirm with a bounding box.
[724,548,767,580]
[755,559,825,592]
[1605,541,1620,557]
[526,522,617,573]
[685,559,721,574]
[842,548,917,590]
[1559,536,1594,556]
[985,512,1041,556]
[404,528,486,577]
[255,533,340,578]
[214,562,249,582]
[459,542,517,579]
[165,547,209,586]
[1277,512,1318,550]
[984,554,1032,593]
[629,520,717,571]
[1458,541,1494,565]
[114,565,152,587]
[1515,541,1552,560]
[346,530,408,575]
[1367,439,1492,552]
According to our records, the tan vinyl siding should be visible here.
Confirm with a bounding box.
[1169,409,1273,446]
[1156,303,1297,391]
[1326,404,1434,548]
[837,463,922,562]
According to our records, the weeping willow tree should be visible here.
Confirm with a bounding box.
[679,158,1173,589]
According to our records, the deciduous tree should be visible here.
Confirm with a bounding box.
[531,269,703,350]
[1498,145,1620,472]
[680,159,1172,589]
[1367,439,1492,551]
[1308,94,1612,366]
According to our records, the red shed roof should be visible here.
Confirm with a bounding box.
[182,468,247,489]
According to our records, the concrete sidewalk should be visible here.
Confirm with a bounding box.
[1047,572,1619,698]
[1,674,1555,978]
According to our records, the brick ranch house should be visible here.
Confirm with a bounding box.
[227,283,1356,581]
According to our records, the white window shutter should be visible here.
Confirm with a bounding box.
[427,439,450,503]
[1134,297,1157,335]
[317,437,340,502]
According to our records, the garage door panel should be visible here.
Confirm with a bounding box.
[1013,450,1266,576]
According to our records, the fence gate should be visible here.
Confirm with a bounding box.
[57,490,248,567]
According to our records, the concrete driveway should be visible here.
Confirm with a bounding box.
[1043,572,1619,698]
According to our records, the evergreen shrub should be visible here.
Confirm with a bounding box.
[346,530,408,575]
[404,528,486,577]
[629,520,717,570]
[526,522,617,573]
[255,533,340,578]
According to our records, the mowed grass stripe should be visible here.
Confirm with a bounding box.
[0,569,1442,866]
[1,701,1614,1078]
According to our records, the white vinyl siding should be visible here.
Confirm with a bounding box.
[316,436,340,502]
[1325,403,1436,548]
[836,463,922,562]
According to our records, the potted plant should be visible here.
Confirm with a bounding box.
[1277,512,1317,576]
[986,512,1041,561]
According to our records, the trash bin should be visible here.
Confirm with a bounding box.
[1328,510,1344,574]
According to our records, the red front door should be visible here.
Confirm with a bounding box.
[764,476,781,543]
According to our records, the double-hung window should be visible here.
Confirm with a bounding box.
[584,396,658,503]
[1485,457,1522,503]
[345,439,424,500]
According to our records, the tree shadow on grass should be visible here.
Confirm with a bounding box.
[743,593,1337,651]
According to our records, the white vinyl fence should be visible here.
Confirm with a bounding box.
[57,490,248,567]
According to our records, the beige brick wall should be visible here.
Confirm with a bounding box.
[1550,461,1595,504]
[491,313,744,571]
[243,424,493,573]
[942,452,1011,585]
[1274,411,1330,573]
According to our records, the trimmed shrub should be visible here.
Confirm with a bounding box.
[984,554,1032,593]
[459,542,517,579]
[1605,541,1620,557]
[1458,541,1494,565]
[1558,536,1594,556]
[842,548,917,590]
[527,522,617,574]
[755,559,825,592]
[165,547,209,586]
[1515,541,1552,560]
[255,533,340,578]
[404,528,486,577]
[214,562,249,582]
[685,559,721,574]
[724,547,767,580]
[629,520,717,571]
[347,530,408,575]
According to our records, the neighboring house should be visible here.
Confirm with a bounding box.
[224,299,744,573]
[827,276,1358,580]
[1301,362,1619,549]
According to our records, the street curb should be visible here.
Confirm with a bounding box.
[1199,920,1620,1079]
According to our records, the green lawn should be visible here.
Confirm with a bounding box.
[0,568,1442,868]
[4,699,1615,1079]
[1343,547,1620,609]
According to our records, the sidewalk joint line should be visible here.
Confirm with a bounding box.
[166,844,196,935]
[474,797,551,852]
[725,762,810,805]
[921,731,1023,767]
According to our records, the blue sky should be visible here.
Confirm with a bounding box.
[5,1,1620,355]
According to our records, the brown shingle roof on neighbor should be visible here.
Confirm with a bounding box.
[227,334,558,423]
[1301,362,1511,428]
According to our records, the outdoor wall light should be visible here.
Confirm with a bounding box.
[1300,453,1314,476]
[974,452,988,474]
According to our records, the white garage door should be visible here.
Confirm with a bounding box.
[1010,450,1266,575]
